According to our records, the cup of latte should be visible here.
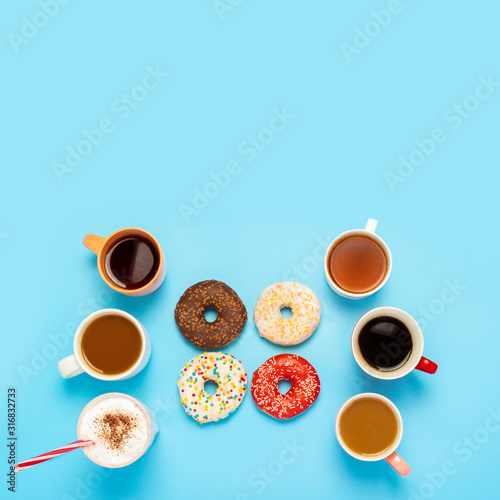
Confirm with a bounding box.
[77,393,159,468]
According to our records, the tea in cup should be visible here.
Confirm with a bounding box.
[324,218,392,299]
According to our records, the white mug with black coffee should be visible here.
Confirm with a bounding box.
[351,306,438,379]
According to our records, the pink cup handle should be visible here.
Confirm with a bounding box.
[385,451,411,477]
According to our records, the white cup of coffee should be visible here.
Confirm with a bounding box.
[77,393,159,468]
[324,218,392,299]
[57,309,151,380]
[351,306,438,380]
[336,393,411,477]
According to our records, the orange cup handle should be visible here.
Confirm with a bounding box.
[385,451,411,477]
[83,234,106,255]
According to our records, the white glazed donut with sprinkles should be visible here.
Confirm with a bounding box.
[254,282,321,345]
[177,352,247,424]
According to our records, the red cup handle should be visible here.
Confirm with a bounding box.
[415,356,438,374]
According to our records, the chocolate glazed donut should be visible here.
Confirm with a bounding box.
[174,280,247,349]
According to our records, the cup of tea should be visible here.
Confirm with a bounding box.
[57,309,151,380]
[351,306,438,379]
[336,393,411,477]
[83,227,166,296]
[324,218,392,299]
[77,393,159,468]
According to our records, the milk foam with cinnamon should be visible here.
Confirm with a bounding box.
[79,396,149,467]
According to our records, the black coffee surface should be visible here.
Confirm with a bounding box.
[358,316,413,371]
[105,236,159,290]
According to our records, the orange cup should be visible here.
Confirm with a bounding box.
[83,227,166,296]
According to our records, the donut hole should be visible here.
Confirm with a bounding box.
[278,379,292,394]
[204,380,219,395]
[203,307,218,323]
[280,306,293,319]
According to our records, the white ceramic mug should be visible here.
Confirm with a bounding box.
[77,393,159,468]
[324,218,392,299]
[57,309,151,380]
[336,393,411,477]
[351,306,438,380]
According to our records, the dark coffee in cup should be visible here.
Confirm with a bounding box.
[105,236,160,290]
[358,316,413,371]
[352,306,438,380]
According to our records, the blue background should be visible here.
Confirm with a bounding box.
[1,1,499,499]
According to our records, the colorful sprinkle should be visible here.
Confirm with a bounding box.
[177,352,247,425]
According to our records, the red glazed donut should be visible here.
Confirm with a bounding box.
[251,354,320,420]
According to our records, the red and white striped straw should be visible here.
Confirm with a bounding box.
[14,439,94,472]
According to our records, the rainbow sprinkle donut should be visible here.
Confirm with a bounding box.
[254,282,321,345]
[177,352,247,424]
